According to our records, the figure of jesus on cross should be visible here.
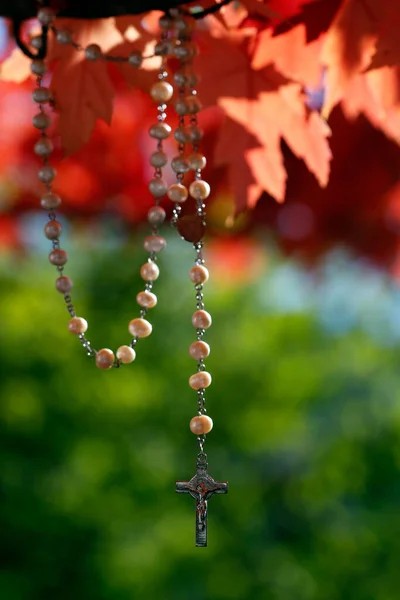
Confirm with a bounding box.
[176,459,228,547]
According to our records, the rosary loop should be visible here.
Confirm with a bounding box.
[31,5,228,547]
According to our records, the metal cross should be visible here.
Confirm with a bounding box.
[176,460,228,547]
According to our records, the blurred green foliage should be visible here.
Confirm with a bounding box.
[1,234,400,600]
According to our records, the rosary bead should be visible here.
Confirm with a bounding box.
[32,88,52,104]
[190,415,213,435]
[186,125,204,143]
[33,113,51,130]
[128,51,143,67]
[56,29,73,45]
[175,16,195,34]
[85,44,102,61]
[96,348,115,370]
[174,128,189,144]
[189,371,212,390]
[186,96,202,114]
[173,43,195,61]
[144,235,166,253]
[44,220,62,240]
[167,183,188,204]
[149,178,168,198]
[140,262,159,281]
[30,60,47,76]
[190,265,209,284]
[56,276,73,293]
[154,40,175,57]
[128,318,152,338]
[189,180,210,200]
[171,156,190,173]
[38,165,56,183]
[150,81,174,103]
[68,317,88,335]
[187,152,207,170]
[187,72,199,87]
[147,205,166,227]
[37,7,55,25]
[175,99,190,116]
[49,249,68,266]
[192,309,212,329]
[137,291,157,309]
[189,340,210,360]
[159,14,174,29]
[31,35,43,50]
[150,151,168,168]
[173,71,188,87]
[41,192,61,210]
[116,345,136,364]
[149,123,171,140]
[34,137,53,157]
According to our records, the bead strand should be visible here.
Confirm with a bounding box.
[168,15,194,224]
[34,8,98,361]
[33,7,165,370]
[165,12,214,450]
[50,24,148,66]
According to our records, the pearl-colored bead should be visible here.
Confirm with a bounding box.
[186,125,204,143]
[174,72,187,86]
[38,165,56,183]
[190,265,209,284]
[175,100,190,116]
[149,178,168,198]
[150,81,174,103]
[149,123,171,140]
[192,310,212,329]
[137,291,157,308]
[144,235,166,253]
[189,371,212,390]
[175,17,195,34]
[96,348,115,370]
[31,36,43,50]
[128,318,152,338]
[56,276,73,293]
[190,415,213,435]
[116,345,136,364]
[187,153,207,170]
[159,15,174,29]
[150,151,168,168]
[140,262,159,281]
[171,156,190,173]
[189,340,210,360]
[186,96,202,114]
[41,192,61,210]
[173,43,194,61]
[167,183,188,204]
[37,7,55,25]
[30,60,47,76]
[147,206,166,227]
[56,29,73,45]
[32,88,52,104]
[34,137,53,157]
[33,113,51,130]
[189,180,210,200]
[128,51,143,67]
[85,44,102,61]
[174,128,189,144]
[44,220,62,240]
[49,249,68,266]
[68,317,88,335]
[154,40,174,56]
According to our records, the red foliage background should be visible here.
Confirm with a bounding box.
[1,0,400,273]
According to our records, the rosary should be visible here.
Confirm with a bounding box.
[30,5,228,547]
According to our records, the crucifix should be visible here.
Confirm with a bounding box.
[176,457,228,547]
